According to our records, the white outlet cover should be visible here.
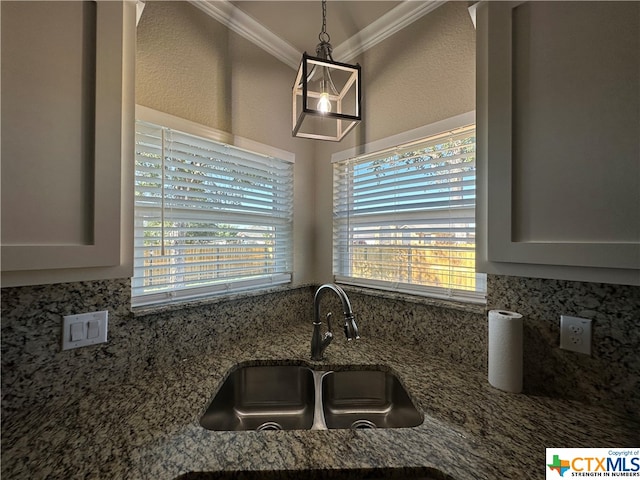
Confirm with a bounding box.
[62,310,108,350]
[560,315,592,355]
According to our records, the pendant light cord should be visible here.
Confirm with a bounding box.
[316,0,333,60]
[319,0,330,43]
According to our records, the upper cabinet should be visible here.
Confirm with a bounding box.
[1,1,135,287]
[476,1,640,285]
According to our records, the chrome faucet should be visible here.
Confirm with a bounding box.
[311,283,359,361]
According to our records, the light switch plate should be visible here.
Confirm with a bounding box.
[62,311,108,350]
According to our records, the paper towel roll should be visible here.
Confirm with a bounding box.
[488,309,523,393]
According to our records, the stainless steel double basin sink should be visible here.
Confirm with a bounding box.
[200,364,423,431]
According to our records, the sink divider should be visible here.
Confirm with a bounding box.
[311,370,330,430]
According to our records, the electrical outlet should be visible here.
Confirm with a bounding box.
[560,315,592,355]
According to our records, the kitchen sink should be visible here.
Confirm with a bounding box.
[200,365,315,431]
[200,364,423,431]
[321,370,423,429]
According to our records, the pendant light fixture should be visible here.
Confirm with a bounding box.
[292,0,362,141]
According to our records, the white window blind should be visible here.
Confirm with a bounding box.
[333,124,486,303]
[133,120,293,307]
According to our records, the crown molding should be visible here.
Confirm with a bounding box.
[189,0,301,69]
[188,0,445,70]
[333,1,447,63]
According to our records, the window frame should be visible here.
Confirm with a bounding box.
[331,111,486,304]
[132,106,295,307]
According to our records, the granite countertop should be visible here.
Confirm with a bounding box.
[3,322,638,480]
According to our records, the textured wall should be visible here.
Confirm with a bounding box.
[361,1,476,142]
[136,1,232,131]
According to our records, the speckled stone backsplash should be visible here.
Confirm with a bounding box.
[488,274,640,415]
[3,274,638,419]
[2,278,133,415]
[337,287,487,372]
[1,279,314,415]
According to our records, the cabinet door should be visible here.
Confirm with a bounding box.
[1,1,134,280]
[476,1,640,284]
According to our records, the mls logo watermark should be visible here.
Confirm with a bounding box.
[547,448,640,479]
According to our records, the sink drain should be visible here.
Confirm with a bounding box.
[350,419,377,430]
[256,422,283,432]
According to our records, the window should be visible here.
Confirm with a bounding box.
[133,119,294,307]
[333,121,486,303]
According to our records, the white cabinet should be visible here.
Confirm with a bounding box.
[1,1,135,286]
[476,1,640,286]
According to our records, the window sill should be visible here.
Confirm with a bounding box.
[131,282,486,319]
[336,283,487,315]
[131,283,302,318]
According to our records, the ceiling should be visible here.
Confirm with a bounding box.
[188,0,447,69]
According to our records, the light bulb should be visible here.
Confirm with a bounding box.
[317,92,332,114]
